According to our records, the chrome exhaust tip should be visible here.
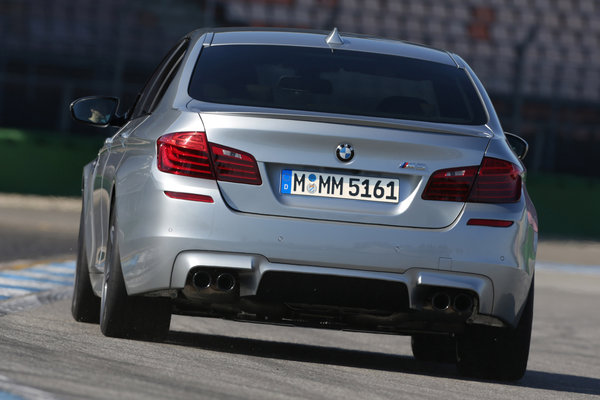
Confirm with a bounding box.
[192,271,212,290]
[216,273,236,292]
[453,293,473,313]
[432,292,451,311]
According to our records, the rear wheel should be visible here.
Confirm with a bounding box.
[71,201,101,323]
[100,204,171,341]
[456,278,534,381]
[411,334,457,363]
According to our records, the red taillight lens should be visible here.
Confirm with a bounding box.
[422,157,522,203]
[157,132,261,185]
[210,143,262,185]
[467,157,522,203]
[421,166,479,202]
[157,132,213,179]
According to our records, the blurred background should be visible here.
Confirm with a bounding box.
[0,0,598,239]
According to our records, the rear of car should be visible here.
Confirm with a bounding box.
[71,28,537,381]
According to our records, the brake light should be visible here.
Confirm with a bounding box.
[421,166,479,202]
[467,157,522,203]
[157,132,261,185]
[157,132,213,179]
[422,157,522,203]
[210,143,262,185]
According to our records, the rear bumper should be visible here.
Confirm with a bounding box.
[115,174,536,328]
[170,249,529,328]
[173,249,493,311]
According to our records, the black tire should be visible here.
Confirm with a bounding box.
[71,201,101,323]
[456,277,534,381]
[411,334,457,363]
[100,204,171,341]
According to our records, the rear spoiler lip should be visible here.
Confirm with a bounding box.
[189,105,493,138]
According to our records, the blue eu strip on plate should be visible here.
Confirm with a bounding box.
[281,169,292,194]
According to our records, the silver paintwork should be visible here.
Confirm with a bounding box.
[80,28,537,329]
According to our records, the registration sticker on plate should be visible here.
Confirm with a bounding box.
[281,170,399,203]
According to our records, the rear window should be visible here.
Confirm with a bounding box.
[189,45,488,125]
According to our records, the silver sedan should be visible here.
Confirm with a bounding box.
[70,28,537,381]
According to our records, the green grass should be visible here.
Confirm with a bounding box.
[526,173,600,240]
[0,128,104,196]
[1,128,599,239]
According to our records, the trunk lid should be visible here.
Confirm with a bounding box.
[200,112,491,229]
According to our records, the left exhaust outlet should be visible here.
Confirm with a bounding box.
[431,292,451,311]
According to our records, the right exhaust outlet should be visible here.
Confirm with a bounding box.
[216,273,237,292]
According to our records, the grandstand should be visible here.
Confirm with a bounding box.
[0,0,598,175]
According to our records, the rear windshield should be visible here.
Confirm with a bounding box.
[189,45,488,125]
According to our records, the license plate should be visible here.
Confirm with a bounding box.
[281,169,400,203]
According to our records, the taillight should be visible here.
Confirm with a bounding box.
[157,132,261,185]
[210,143,262,185]
[157,132,213,179]
[422,157,522,203]
[421,166,479,202]
[467,157,522,203]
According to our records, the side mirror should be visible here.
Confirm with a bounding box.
[70,96,120,127]
[505,132,529,160]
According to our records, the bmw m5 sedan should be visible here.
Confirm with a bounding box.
[70,27,537,381]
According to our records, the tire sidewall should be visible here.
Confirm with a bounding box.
[72,200,100,323]
[100,206,127,336]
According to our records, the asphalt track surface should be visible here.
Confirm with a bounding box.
[1,195,599,400]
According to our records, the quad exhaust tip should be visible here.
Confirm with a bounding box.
[432,292,451,311]
[431,292,474,313]
[192,271,212,290]
[192,270,237,292]
[216,273,236,292]
[453,293,474,313]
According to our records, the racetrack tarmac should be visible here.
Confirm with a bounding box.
[0,266,598,400]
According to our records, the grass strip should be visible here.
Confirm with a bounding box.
[0,128,103,196]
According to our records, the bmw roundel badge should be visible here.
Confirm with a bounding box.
[336,143,354,162]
